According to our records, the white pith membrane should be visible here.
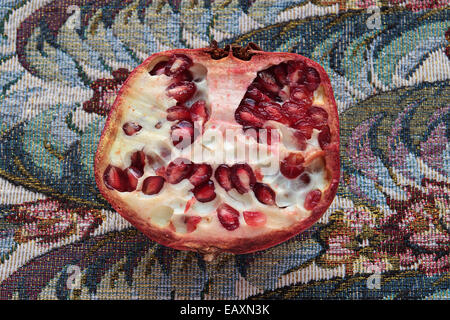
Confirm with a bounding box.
[102,53,333,241]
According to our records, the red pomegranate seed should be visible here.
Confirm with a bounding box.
[142,176,165,195]
[165,158,193,184]
[149,61,168,76]
[166,105,191,121]
[217,204,240,231]
[292,118,314,139]
[167,81,196,103]
[241,97,257,108]
[299,172,311,185]
[193,180,216,202]
[281,100,309,122]
[189,163,212,186]
[304,189,322,210]
[190,100,209,124]
[172,70,193,83]
[165,54,193,76]
[125,167,140,191]
[245,85,272,103]
[291,113,314,142]
[230,163,256,194]
[243,211,267,227]
[184,216,202,233]
[235,106,265,128]
[290,85,313,105]
[130,150,146,176]
[304,67,321,91]
[308,106,328,129]
[122,122,142,136]
[257,101,285,122]
[214,165,233,191]
[171,120,194,148]
[253,183,276,206]
[287,60,307,84]
[318,125,331,149]
[280,153,305,179]
[257,70,281,95]
[272,63,288,85]
[103,165,129,192]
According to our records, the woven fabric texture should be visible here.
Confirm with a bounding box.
[0,0,449,300]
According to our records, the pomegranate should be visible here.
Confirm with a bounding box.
[95,42,340,260]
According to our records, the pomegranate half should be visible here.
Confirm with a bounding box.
[95,43,340,260]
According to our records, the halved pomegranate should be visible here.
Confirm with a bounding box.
[95,42,340,261]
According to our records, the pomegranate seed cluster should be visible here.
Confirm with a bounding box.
[96,49,339,255]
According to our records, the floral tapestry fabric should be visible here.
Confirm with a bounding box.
[0,0,449,300]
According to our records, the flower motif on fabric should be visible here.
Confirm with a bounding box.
[317,85,450,278]
[316,207,385,275]
[83,68,130,116]
[318,189,449,276]
[6,200,104,245]
[382,180,450,276]
[398,0,449,12]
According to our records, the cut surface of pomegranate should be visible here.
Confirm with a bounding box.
[95,43,340,260]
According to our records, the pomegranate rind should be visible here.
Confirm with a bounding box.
[95,47,340,258]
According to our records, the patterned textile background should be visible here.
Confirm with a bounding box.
[0,0,449,300]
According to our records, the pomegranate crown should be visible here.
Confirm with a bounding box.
[205,40,263,60]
